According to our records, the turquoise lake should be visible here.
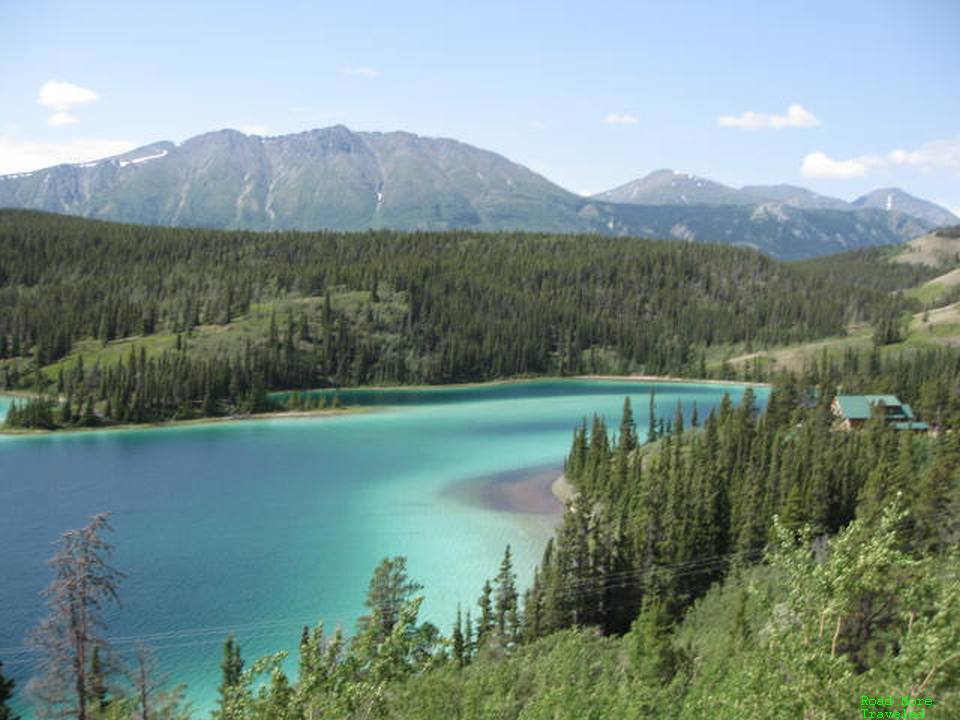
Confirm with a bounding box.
[0,380,764,715]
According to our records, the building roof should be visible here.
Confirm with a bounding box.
[893,421,930,431]
[834,394,911,421]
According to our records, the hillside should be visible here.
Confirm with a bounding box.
[0,127,937,259]
[719,233,960,374]
[891,226,960,267]
[601,201,927,259]
[0,210,909,429]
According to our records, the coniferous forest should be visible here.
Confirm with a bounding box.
[0,209,925,430]
[2,211,958,719]
[3,349,958,719]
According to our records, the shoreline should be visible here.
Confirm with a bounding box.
[0,372,765,437]
[0,406,369,438]
[576,373,769,387]
[277,373,769,394]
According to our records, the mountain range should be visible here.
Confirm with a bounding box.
[0,126,955,259]
[594,169,955,226]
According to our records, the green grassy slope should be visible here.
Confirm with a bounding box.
[719,234,960,374]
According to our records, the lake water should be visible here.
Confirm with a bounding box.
[0,380,764,715]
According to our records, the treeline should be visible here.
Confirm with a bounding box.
[791,245,945,293]
[2,340,340,430]
[0,210,914,427]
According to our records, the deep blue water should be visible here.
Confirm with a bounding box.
[0,380,765,715]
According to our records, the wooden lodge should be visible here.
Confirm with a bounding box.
[831,394,930,432]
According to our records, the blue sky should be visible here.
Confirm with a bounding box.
[1,0,958,211]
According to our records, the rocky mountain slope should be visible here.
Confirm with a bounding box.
[0,126,943,258]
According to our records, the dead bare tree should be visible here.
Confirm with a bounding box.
[27,513,125,720]
[131,644,162,720]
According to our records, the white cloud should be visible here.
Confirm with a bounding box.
[603,113,639,125]
[0,135,138,175]
[529,120,547,130]
[47,111,79,127]
[341,67,381,78]
[37,80,99,126]
[718,103,820,130]
[37,80,98,109]
[238,124,269,136]
[801,138,960,179]
[800,151,876,179]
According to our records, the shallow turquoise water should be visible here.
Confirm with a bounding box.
[0,380,764,715]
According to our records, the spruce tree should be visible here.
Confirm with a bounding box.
[360,557,423,643]
[630,599,676,685]
[451,606,466,668]
[88,646,108,715]
[215,634,244,720]
[477,581,494,646]
[618,397,637,453]
[912,434,959,553]
[493,546,519,644]
[0,661,19,720]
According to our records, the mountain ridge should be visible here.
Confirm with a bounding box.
[594,169,957,224]
[0,125,945,259]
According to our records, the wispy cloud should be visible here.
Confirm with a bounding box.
[37,80,99,126]
[47,112,79,127]
[885,138,960,171]
[801,138,960,179]
[603,113,639,125]
[0,135,138,174]
[529,120,547,130]
[718,103,820,130]
[341,67,381,78]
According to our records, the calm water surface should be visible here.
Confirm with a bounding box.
[0,380,765,715]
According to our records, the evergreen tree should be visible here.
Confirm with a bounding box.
[477,581,494,646]
[631,599,676,685]
[912,434,959,553]
[493,546,519,645]
[87,645,108,715]
[360,557,423,644]
[0,661,19,720]
[617,397,637,453]
[214,635,244,720]
[451,606,466,668]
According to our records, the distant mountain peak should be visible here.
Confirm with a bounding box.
[0,125,937,259]
[594,169,752,206]
[852,187,959,227]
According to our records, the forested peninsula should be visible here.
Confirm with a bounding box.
[0,210,933,431]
